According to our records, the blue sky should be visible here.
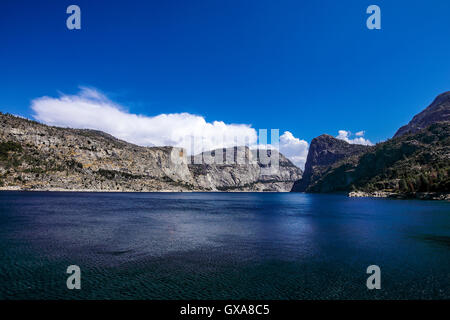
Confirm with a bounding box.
[1,0,450,162]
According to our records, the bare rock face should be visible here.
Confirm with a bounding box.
[0,113,195,191]
[189,147,303,191]
[0,113,302,192]
[291,134,370,192]
[394,91,450,138]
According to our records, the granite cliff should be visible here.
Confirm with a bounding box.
[190,147,302,191]
[0,113,302,192]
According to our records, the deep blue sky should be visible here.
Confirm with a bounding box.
[1,0,449,142]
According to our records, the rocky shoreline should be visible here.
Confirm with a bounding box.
[349,190,450,201]
[0,186,283,193]
[0,186,185,192]
[2,184,448,200]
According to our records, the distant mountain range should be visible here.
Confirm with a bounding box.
[1,92,448,198]
[0,114,302,192]
[291,92,450,200]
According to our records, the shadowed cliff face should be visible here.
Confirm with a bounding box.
[394,91,450,138]
[291,135,369,192]
[0,113,302,192]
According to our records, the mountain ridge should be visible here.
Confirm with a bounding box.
[394,91,450,138]
[0,112,302,192]
[291,91,450,200]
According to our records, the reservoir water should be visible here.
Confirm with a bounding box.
[0,191,449,299]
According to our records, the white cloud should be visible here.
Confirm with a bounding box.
[279,131,309,169]
[31,87,309,168]
[336,130,373,145]
[31,88,257,155]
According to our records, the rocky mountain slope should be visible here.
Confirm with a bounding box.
[291,92,450,199]
[0,113,302,192]
[308,122,449,199]
[291,134,369,192]
[394,91,450,138]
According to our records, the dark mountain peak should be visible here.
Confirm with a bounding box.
[394,91,450,138]
[306,134,368,169]
[433,91,450,103]
[314,134,335,139]
[291,133,370,192]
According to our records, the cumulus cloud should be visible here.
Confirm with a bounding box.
[31,87,309,168]
[336,130,373,145]
[31,87,258,155]
[279,131,309,169]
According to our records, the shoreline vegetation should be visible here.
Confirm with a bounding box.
[348,190,449,201]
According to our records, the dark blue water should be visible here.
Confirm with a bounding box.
[0,191,449,299]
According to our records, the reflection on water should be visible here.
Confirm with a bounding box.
[0,192,449,299]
